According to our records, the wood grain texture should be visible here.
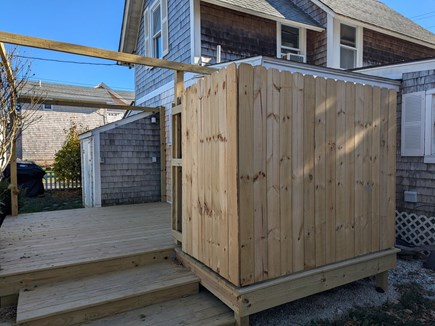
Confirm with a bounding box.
[0,31,216,74]
[238,64,255,285]
[179,66,397,286]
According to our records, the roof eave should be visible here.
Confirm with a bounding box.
[119,0,144,54]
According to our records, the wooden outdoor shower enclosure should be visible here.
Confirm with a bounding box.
[180,63,397,288]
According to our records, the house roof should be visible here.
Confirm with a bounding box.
[204,0,321,28]
[20,81,134,105]
[317,0,435,46]
[119,0,323,53]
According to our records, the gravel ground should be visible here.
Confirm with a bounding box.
[0,306,15,326]
[1,258,433,326]
[251,258,435,325]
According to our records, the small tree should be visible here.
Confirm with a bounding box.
[53,122,82,182]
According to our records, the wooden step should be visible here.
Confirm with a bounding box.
[16,261,199,326]
[85,290,235,326]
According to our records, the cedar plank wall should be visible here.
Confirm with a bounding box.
[363,29,435,66]
[182,65,397,286]
[396,70,435,217]
[200,2,276,64]
[290,0,327,66]
[99,115,161,206]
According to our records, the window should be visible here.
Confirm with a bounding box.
[401,90,435,162]
[340,24,357,69]
[281,25,300,55]
[144,0,168,59]
[151,3,162,58]
[43,104,53,110]
[278,24,305,62]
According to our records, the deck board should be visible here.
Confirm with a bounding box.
[17,261,198,323]
[85,290,234,326]
[0,203,172,278]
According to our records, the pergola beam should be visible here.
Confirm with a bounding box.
[18,96,158,112]
[0,31,217,75]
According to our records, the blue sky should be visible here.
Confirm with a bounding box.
[0,1,434,92]
[0,0,134,91]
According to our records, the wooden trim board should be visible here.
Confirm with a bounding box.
[176,248,398,317]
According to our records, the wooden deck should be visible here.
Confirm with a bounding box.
[0,202,173,296]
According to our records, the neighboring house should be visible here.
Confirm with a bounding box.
[17,81,134,166]
[119,0,435,201]
[80,111,161,208]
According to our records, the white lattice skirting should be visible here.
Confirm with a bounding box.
[396,210,435,247]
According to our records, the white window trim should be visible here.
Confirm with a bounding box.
[424,89,435,163]
[151,0,162,59]
[190,0,201,64]
[276,22,306,62]
[144,0,168,63]
[328,17,363,69]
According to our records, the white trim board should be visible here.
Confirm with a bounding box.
[79,111,154,139]
[355,59,435,80]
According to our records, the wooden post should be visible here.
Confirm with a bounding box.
[160,106,167,202]
[375,271,388,293]
[172,70,184,243]
[0,42,19,216]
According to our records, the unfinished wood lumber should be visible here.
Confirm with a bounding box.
[181,63,398,287]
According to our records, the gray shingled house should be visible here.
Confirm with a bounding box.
[356,59,435,249]
[79,111,161,207]
[18,82,134,166]
[119,0,435,204]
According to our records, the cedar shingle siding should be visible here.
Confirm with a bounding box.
[200,3,276,64]
[135,0,191,100]
[99,115,161,206]
[363,29,435,66]
[396,70,435,217]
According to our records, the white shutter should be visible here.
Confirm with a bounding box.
[161,0,169,56]
[144,8,151,57]
[401,92,425,156]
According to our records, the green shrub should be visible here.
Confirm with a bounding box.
[53,122,82,182]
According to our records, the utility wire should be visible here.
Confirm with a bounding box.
[16,55,118,66]
[410,10,435,19]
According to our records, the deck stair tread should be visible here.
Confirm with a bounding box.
[16,260,199,325]
[85,290,235,326]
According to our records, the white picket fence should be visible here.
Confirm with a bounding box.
[43,171,81,190]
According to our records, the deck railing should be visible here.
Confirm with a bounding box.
[43,170,81,190]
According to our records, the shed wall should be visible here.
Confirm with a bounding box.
[99,115,161,206]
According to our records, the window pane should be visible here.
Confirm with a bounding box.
[340,47,356,69]
[340,24,356,47]
[154,35,162,58]
[281,25,299,49]
[152,5,161,36]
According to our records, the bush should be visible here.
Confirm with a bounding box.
[53,123,82,182]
